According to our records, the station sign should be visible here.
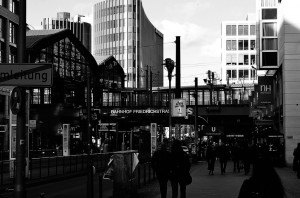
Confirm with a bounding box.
[171,99,187,117]
[0,63,53,86]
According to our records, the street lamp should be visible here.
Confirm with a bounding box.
[163,58,175,138]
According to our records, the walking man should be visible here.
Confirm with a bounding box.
[151,140,171,198]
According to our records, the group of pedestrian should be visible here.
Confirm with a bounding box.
[151,139,191,198]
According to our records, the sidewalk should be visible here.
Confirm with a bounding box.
[137,160,300,198]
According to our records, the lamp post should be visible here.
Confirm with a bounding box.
[86,66,93,198]
[163,58,175,138]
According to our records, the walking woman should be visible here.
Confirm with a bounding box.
[169,139,191,198]
[206,142,216,175]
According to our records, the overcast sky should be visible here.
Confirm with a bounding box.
[27,0,255,86]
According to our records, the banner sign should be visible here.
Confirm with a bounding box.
[171,99,187,117]
[256,76,273,106]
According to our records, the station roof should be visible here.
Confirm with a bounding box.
[26,29,98,73]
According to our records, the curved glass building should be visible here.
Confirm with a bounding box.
[93,0,164,88]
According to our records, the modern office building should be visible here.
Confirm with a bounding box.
[93,0,164,88]
[256,0,300,164]
[221,14,258,86]
[41,12,92,52]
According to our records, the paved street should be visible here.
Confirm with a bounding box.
[1,160,300,198]
[138,161,300,198]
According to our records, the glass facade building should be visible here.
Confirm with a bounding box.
[93,0,164,88]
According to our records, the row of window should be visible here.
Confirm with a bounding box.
[226,24,255,36]
[227,69,257,80]
[95,18,136,32]
[226,40,255,51]
[99,46,136,55]
[226,54,256,66]
[0,18,17,45]
[96,4,136,18]
[96,32,137,44]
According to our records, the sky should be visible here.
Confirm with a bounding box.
[27,0,256,86]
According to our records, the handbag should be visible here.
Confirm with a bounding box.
[184,172,192,185]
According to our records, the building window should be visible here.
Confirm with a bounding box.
[226,54,237,65]
[226,40,236,50]
[262,38,277,50]
[262,9,277,19]
[239,69,249,79]
[250,55,256,65]
[238,40,249,50]
[9,22,16,44]
[261,0,278,7]
[250,40,255,50]
[238,25,248,36]
[227,70,237,80]
[33,89,41,104]
[44,88,51,104]
[262,52,277,66]
[262,22,277,36]
[251,69,257,80]
[226,25,236,36]
[250,25,255,35]
[238,54,249,65]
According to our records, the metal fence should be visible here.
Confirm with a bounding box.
[0,152,156,193]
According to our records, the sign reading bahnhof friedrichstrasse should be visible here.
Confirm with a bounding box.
[0,63,53,86]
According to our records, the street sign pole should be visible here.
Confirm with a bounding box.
[14,0,27,198]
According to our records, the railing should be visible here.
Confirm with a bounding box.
[0,153,156,194]
[0,153,112,189]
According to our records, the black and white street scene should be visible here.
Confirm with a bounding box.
[1,0,300,197]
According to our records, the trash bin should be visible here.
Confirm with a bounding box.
[110,150,139,198]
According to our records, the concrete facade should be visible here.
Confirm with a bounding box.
[279,0,300,164]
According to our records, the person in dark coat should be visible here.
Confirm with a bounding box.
[238,157,285,198]
[293,143,300,179]
[169,139,191,198]
[151,140,171,198]
[217,142,230,175]
[231,142,241,173]
[206,142,216,175]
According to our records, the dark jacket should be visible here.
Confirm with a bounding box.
[151,148,171,179]
[169,149,191,184]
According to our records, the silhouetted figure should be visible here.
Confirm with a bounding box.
[238,157,285,198]
[293,143,300,179]
[169,140,191,198]
[241,143,253,175]
[151,140,171,198]
[231,142,241,173]
[206,142,216,175]
[217,142,230,174]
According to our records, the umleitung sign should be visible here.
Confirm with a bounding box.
[0,63,53,86]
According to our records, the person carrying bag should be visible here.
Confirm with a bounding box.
[170,140,191,198]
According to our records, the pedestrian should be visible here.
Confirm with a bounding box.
[238,156,285,198]
[231,142,241,173]
[217,142,230,174]
[241,142,253,175]
[151,139,171,198]
[293,142,300,179]
[169,139,191,198]
[206,142,216,175]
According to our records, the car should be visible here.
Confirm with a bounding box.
[182,146,189,154]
